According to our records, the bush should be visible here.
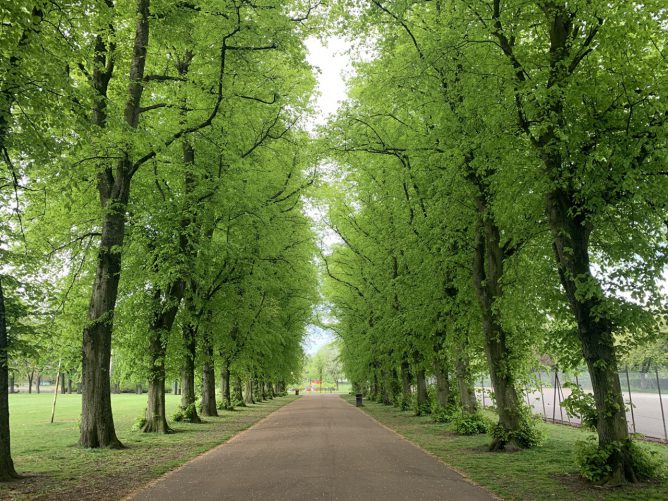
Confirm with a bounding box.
[562,384,597,430]
[431,403,458,424]
[217,399,233,411]
[172,403,198,423]
[575,436,666,483]
[131,413,147,431]
[490,413,544,449]
[453,413,491,435]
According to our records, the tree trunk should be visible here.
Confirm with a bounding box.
[180,320,201,422]
[380,368,392,405]
[547,186,633,482]
[400,360,412,409]
[67,375,73,394]
[142,281,182,433]
[267,382,274,399]
[36,374,40,394]
[200,342,217,417]
[472,222,524,450]
[455,354,477,414]
[81,0,150,449]
[415,367,429,415]
[27,371,33,394]
[8,374,14,394]
[60,373,66,394]
[233,376,244,405]
[143,377,170,434]
[433,362,451,409]
[0,278,18,480]
[220,358,232,409]
[244,378,255,405]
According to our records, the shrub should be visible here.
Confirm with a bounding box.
[562,383,597,430]
[217,399,234,411]
[431,403,458,423]
[131,413,147,431]
[453,413,491,435]
[172,403,198,423]
[575,436,666,483]
[489,413,544,449]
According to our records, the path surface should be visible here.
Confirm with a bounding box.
[129,394,495,501]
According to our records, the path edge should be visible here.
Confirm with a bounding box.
[341,395,502,501]
[121,396,302,501]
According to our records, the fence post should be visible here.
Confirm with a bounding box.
[552,368,557,423]
[538,371,547,419]
[555,372,564,423]
[656,367,667,444]
[556,374,570,424]
[481,376,486,409]
[625,365,636,434]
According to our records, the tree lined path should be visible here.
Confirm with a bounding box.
[129,395,494,501]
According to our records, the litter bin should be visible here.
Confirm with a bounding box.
[355,393,363,407]
[295,389,299,396]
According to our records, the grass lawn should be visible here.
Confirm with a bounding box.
[2,393,297,500]
[344,395,668,501]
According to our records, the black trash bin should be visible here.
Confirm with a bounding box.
[295,389,299,396]
[355,393,363,407]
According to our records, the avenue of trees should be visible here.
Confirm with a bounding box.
[1,0,667,490]
[321,0,667,486]
[1,0,320,480]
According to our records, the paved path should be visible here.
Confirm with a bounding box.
[129,394,495,501]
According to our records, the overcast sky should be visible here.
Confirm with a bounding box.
[302,36,350,355]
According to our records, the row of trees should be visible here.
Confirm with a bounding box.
[304,341,344,390]
[322,0,667,486]
[1,0,321,479]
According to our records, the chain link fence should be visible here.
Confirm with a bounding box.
[477,367,668,443]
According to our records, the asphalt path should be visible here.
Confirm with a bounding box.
[129,394,495,501]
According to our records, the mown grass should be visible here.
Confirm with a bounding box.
[344,395,668,501]
[2,393,297,500]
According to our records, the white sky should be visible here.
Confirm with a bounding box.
[303,36,351,355]
[304,36,351,128]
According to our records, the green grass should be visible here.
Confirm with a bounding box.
[2,393,297,500]
[345,396,668,501]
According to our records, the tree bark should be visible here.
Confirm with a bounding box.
[400,359,412,409]
[0,278,18,480]
[433,362,451,409]
[380,368,393,405]
[415,367,429,415]
[472,221,524,450]
[180,320,200,422]
[220,356,232,409]
[36,374,40,394]
[142,284,181,433]
[455,353,477,414]
[244,378,255,405]
[233,376,244,405]
[200,332,217,416]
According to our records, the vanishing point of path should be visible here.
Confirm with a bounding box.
[129,395,495,501]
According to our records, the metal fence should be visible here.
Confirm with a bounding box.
[477,367,668,444]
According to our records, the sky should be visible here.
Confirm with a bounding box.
[302,36,350,355]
